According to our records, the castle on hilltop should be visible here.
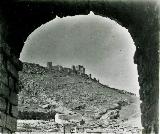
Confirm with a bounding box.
[46,62,99,82]
[47,62,86,75]
[72,65,85,75]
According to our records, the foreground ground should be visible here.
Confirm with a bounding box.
[17,101,142,133]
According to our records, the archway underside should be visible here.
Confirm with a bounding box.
[0,1,159,134]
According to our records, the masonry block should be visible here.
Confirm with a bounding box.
[7,61,18,79]
[0,64,6,73]
[0,53,4,64]
[0,60,7,72]
[6,102,10,115]
[15,82,20,93]
[9,92,18,106]
[12,55,23,71]
[0,111,6,128]
[0,83,10,99]
[11,105,18,118]
[0,70,8,85]
[8,76,15,90]
[140,101,150,113]
[0,97,7,112]
[6,115,17,132]
[0,127,2,133]
[3,44,11,56]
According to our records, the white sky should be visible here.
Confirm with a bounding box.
[20,12,140,96]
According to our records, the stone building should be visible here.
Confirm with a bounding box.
[54,65,63,71]
[47,62,52,70]
[75,65,85,75]
[72,65,76,72]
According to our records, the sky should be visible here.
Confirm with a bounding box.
[20,12,140,96]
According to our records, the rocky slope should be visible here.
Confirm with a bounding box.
[17,62,142,133]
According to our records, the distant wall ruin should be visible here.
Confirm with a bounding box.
[47,62,52,69]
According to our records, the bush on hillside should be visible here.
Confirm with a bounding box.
[18,111,56,120]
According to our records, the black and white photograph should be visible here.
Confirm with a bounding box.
[0,0,159,134]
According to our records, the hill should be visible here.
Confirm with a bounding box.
[17,62,142,133]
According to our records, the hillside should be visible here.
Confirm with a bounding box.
[17,62,142,133]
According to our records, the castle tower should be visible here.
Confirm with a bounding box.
[72,65,76,72]
[75,65,85,75]
[82,67,85,74]
[75,65,80,71]
[47,62,52,69]
[75,65,80,74]
[57,65,63,71]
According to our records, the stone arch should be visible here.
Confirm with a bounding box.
[0,1,159,133]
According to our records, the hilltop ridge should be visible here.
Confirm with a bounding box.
[18,62,141,133]
[20,62,136,95]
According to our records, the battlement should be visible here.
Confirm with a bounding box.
[46,62,100,83]
[54,65,63,71]
[74,65,85,75]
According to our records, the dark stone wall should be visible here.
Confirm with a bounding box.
[132,4,159,133]
[0,43,22,133]
[1,1,157,57]
[0,0,159,133]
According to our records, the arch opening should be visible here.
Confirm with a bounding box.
[18,12,142,133]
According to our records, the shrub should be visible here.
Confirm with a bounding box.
[18,111,56,120]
